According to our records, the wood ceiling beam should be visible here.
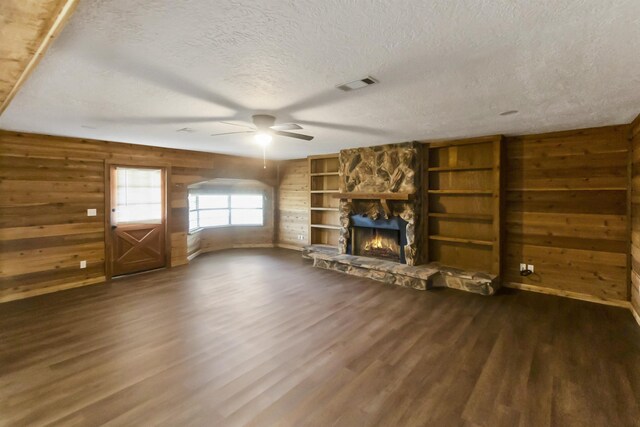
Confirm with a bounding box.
[0,0,79,115]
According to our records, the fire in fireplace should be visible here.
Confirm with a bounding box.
[355,228,401,262]
[348,214,408,263]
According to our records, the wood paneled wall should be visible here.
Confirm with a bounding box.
[630,115,640,320]
[503,125,630,305]
[0,131,276,302]
[0,0,79,113]
[276,159,309,249]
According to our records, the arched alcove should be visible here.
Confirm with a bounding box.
[186,178,275,259]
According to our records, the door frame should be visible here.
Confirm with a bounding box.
[104,161,172,280]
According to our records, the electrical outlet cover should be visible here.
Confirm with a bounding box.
[520,263,527,271]
[527,264,534,273]
[80,260,87,269]
[87,208,97,216]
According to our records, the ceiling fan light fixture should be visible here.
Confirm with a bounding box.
[254,132,272,146]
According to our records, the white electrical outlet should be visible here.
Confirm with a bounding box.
[527,264,535,273]
[80,260,87,269]
[520,263,527,272]
[87,208,97,217]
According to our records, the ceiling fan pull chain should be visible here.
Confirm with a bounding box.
[263,146,267,169]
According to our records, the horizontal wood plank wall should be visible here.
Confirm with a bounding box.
[0,131,276,302]
[276,159,309,249]
[503,125,630,304]
[630,115,640,320]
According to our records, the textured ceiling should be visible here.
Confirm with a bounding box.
[1,0,639,159]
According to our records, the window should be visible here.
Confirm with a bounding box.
[189,194,264,231]
[115,168,162,224]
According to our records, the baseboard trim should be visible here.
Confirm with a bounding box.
[275,243,304,251]
[503,282,631,309]
[188,243,277,261]
[0,276,106,304]
[187,249,202,262]
[232,243,275,249]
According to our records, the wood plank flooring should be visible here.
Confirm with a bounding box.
[1,248,639,426]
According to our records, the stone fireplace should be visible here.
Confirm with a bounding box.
[337,142,423,266]
[308,140,499,296]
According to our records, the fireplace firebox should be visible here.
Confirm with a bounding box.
[348,214,408,264]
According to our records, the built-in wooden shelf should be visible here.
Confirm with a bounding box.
[308,154,341,247]
[506,187,627,192]
[428,166,492,172]
[425,135,502,275]
[331,192,415,200]
[428,213,493,221]
[310,207,339,211]
[311,224,341,230]
[310,172,339,177]
[427,190,493,195]
[427,136,497,149]
[429,235,494,246]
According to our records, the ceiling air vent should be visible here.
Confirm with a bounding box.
[336,76,378,91]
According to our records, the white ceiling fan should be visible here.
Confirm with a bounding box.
[210,114,313,167]
[211,114,314,144]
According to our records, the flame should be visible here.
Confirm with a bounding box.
[364,234,396,251]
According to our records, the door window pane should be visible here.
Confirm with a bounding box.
[116,168,162,223]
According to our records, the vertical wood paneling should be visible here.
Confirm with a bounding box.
[276,159,309,249]
[0,131,277,302]
[630,114,640,319]
[504,125,630,303]
[0,0,79,113]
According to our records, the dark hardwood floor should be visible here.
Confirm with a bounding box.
[1,248,639,426]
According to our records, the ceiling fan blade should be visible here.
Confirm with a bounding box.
[270,123,303,131]
[294,120,386,136]
[210,131,255,137]
[97,116,237,125]
[219,121,255,130]
[273,130,314,141]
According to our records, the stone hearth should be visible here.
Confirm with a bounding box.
[310,252,500,296]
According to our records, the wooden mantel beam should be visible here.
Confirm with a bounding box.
[0,0,79,115]
[331,192,415,201]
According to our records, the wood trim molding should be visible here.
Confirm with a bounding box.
[632,304,640,328]
[187,244,277,262]
[0,0,80,114]
[332,192,415,200]
[276,243,305,251]
[630,112,640,138]
[504,282,632,309]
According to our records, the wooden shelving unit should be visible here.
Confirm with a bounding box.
[425,136,502,274]
[308,154,340,248]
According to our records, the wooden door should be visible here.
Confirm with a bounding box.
[110,166,166,276]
